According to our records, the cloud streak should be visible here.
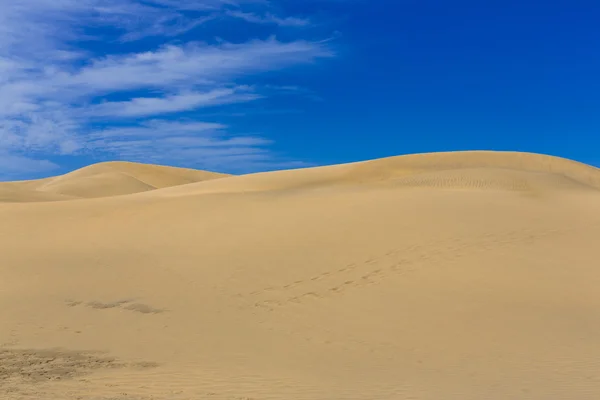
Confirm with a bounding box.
[85,120,278,173]
[0,0,336,179]
[227,11,311,27]
[87,88,263,118]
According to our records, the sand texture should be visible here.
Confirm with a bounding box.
[1,151,600,399]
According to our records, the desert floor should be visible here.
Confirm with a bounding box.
[2,151,600,400]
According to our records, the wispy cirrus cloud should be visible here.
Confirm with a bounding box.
[227,10,311,27]
[88,88,263,118]
[0,153,60,179]
[67,38,331,93]
[0,0,337,179]
[85,120,281,173]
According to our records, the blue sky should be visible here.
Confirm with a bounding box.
[1,0,599,180]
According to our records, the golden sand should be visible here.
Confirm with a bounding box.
[1,151,600,399]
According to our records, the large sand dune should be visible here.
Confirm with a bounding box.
[0,161,229,201]
[1,151,600,399]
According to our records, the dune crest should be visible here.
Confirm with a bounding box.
[2,152,599,203]
[152,151,600,197]
[0,161,229,202]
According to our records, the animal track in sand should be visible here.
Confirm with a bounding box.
[243,221,600,311]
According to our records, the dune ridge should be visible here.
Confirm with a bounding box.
[149,150,600,197]
[2,151,599,203]
[0,161,230,202]
[1,150,600,399]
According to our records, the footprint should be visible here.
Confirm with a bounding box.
[123,303,164,314]
[65,299,163,315]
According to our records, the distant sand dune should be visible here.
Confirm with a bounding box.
[0,161,229,201]
[151,150,600,197]
[347,150,600,185]
[0,184,77,202]
[1,151,600,399]
[2,151,598,202]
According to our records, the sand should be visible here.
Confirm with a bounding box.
[1,150,600,400]
[0,161,229,202]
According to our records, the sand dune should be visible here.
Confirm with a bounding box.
[1,151,600,399]
[148,150,600,197]
[0,161,229,201]
[0,184,77,203]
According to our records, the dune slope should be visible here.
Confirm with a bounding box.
[1,151,600,400]
[0,161,229,201]
[151,150,600,197]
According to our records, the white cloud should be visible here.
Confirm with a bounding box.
[119,15,216,42]
[148,0,269,11]
[0,0,336,179]
[0,153,59,180]
[65,38,331,93]
[90,120,227,139]
[227,11,311,27]
[88,88,263,118]
[85,120,283,172]
[0,106,82,152]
